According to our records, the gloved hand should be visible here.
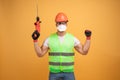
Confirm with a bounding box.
[32,30,40,42]
[85,30,92,40]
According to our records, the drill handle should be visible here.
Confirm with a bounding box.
[34,16,41,32]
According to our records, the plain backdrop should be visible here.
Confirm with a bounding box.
[0,0,120,80]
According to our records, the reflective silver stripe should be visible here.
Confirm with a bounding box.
[49,62,74,66]
[49,52,74,56]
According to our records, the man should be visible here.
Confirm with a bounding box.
[32,12,92,80]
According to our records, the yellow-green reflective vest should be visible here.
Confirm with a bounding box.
[49,33,75,73]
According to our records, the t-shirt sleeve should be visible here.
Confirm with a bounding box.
[74,37,80,46]
[43,37,49,47]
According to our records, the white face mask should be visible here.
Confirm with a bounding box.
[57,24,67,32]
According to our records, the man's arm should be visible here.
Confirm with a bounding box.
[32,30,49,57]
[75,40,90,55]
[34,42,49,57]
[74,30,92,55]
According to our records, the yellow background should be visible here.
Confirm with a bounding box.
[0,0,120,80]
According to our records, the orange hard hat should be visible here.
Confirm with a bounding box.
[55,12,68,22]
